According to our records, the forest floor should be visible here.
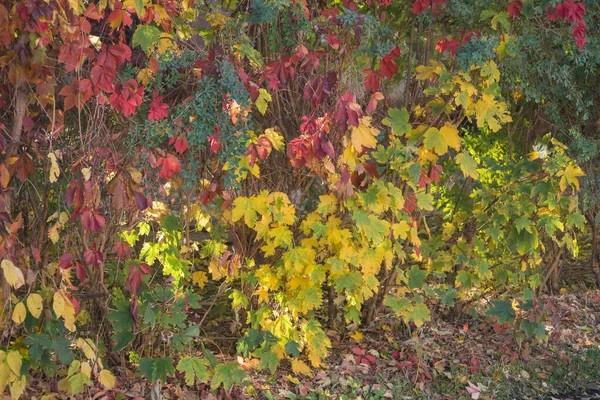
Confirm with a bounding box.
[23,290,600,400]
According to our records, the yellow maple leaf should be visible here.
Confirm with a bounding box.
[191,271,208,288]
[291,359,312,377]
[351,117,379,151]
[558,165,585,192]
[350,331,364,342]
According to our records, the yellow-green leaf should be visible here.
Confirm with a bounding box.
[456,152,479,179]
[255,88,272,115]
[1,260,24,289]
[6,351,21,375]
[423,124,461,155]
[26,293,43,319]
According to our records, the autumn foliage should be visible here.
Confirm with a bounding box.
[0,0,597,397]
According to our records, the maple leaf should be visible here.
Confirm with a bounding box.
[291,359,312,377]
[557,165,584,192]
[353,210,390,244]
[351,117,379,151]
[456,152,479,179]
[486,300,515,323]
[423,124,461,155]
[177,356,209,386]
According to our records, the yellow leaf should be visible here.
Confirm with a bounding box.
[350,331,364,342]
[76,338,98,361]
[286,374,300,384]
[423,124,461,155]
[81,168,91,181]
[137,68,153,85]
[0,363,9,395]
[11,302,26,325]
[351,117,378,151]
[53,290,76,332]
[26,293,43,319]
[80,362,92,379]
[191,271,208,288]
[6,351,21,375]
[1,260,24,289]
[48,153,60,183]
[0,164,10,189]
[9,375,26,399]
[263,128,285,151]
[98,369,116,389]
[291,359,312,377]
[48,224,60,244]
[67,0,83,15]
[558,165,585,192]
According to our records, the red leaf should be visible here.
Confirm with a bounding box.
[470,357,480,374]
[134,191,149,211]
[75,262,86,281]
[157,154,181,179]
[112,241,131,259]
[379,45,400,79]
[59,253,74,269]
[148,96,169,121]
[435,38,459,57]
[326,33,341,50]
[127,263,151,295]
[508,0,523,18]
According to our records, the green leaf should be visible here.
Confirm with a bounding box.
[108,300,134,333]
[113,331,134,352]
[415,191,434,211]
[456,152,479,179]
[211,362,246,390]
[538,214,564,236]
[134,0,145,16]
[259,351,279,373]
[353,210,390,244]
[284,341,301,357]
[407,266,427,289]
[408,302,431,327]
[152,357,175,382]
[204,348,218,367]
[486,300,515,324]
[177,357,209,386]
[383,108,411,136]
[514,216,533,233]
[384,296,411,315]
[161,215,182,233]
[132,25,162,54]
[520,320,547,339]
